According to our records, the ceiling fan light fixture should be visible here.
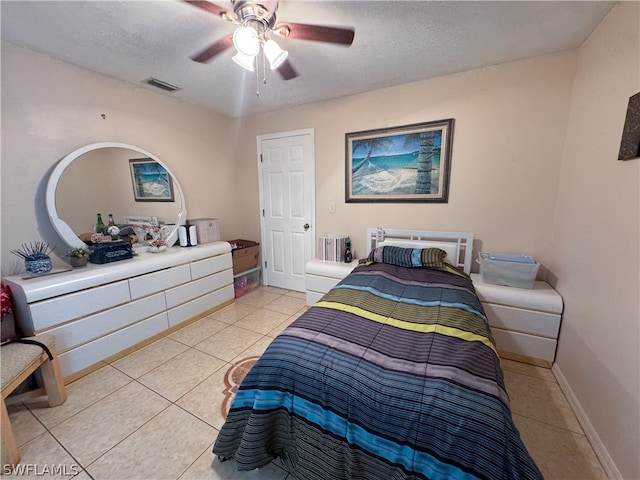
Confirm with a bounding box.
[263,39,288,70]
[232,52,256,71]
[233,26,260,57]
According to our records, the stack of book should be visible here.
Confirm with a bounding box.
[317,234,349,262]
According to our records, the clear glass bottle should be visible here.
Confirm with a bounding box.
[95,213,106,235]
[107,214,118,240]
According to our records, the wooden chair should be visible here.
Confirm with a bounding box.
[1,334,67,471]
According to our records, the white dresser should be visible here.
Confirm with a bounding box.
[4,243,234,381]
[305,259,360,305]
[470,273,563,366]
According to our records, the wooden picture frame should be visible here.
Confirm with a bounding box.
[619,92,640,161]
[345,119,454,203]
[129,158,175,202]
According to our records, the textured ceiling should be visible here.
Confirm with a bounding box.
[1,1,615,118]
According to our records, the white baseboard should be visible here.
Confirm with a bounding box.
[552,364,621,480]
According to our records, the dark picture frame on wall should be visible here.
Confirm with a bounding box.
[129,158,175,202]
[345,119,454,203]
[618,91,640,161]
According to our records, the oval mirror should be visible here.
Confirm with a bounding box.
[46,142,186,250]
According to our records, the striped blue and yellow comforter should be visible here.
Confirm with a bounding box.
[213,262,542,480]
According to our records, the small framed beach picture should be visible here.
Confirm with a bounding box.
[129,158,175,202]
[345,119,454,203]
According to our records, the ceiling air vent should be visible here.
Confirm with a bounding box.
[144,77,181,92]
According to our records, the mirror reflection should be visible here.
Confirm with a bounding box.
[47,143,185,250]
[56,147,181,235]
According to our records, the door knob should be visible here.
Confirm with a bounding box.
[303,223,310,231]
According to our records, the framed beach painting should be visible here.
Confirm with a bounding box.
[129,158,175,202]
[345,119,454,203]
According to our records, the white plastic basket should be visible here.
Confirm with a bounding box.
[477,252,540,289]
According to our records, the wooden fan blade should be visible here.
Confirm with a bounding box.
[191,34,234,63]
[273,22,354,46]
[184,0,230,18]
[277,59,298,80]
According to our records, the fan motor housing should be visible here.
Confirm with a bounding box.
[232,0,278,28]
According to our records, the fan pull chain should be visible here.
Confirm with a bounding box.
[262,50,267,85]
[255,48,269,97]
[255,65,260,97]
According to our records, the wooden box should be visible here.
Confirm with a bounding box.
[228,239,260,275]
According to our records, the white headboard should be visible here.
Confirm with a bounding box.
[366,228,474,274]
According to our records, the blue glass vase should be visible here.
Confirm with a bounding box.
[24,254,52,276]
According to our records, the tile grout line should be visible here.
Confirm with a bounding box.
[511,411,589,437]
[15,404,93,479]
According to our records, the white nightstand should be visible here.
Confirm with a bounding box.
[305,259,360,305]
[470,273,563,367]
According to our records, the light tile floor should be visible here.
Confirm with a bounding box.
[5,285,608,480]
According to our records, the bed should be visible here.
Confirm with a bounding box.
[213,229,542,480]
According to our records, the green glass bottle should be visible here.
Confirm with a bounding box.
[95,213,106,235]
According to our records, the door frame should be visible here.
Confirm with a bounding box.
[257,128,316,288]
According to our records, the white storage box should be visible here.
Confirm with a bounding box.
[189,218,220,244]
[477,253,540,289]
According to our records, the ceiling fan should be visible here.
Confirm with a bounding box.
[185,0,355,80]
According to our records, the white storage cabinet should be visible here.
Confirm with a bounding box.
[4,243,234,380]
[471,273,563,366]
[305,259,360,305]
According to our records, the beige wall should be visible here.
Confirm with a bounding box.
[235,30,638,475]
[2,7,638,476]
[550,2,640,479]
[235,51,578,271]
[1,42,240,275]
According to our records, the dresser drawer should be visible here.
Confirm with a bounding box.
[165,270,233,309]
[190,253,232,280]
[57,312,169,377]
[45,293,166,352]
[305,275,341,296]
[484,302,561,338]
[129,264,191,300]
[306,290,325,306]
[491,327,558,362]
[167,284,234,328]
[30,280,130,332]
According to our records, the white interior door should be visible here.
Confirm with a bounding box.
[258,129,315,292]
